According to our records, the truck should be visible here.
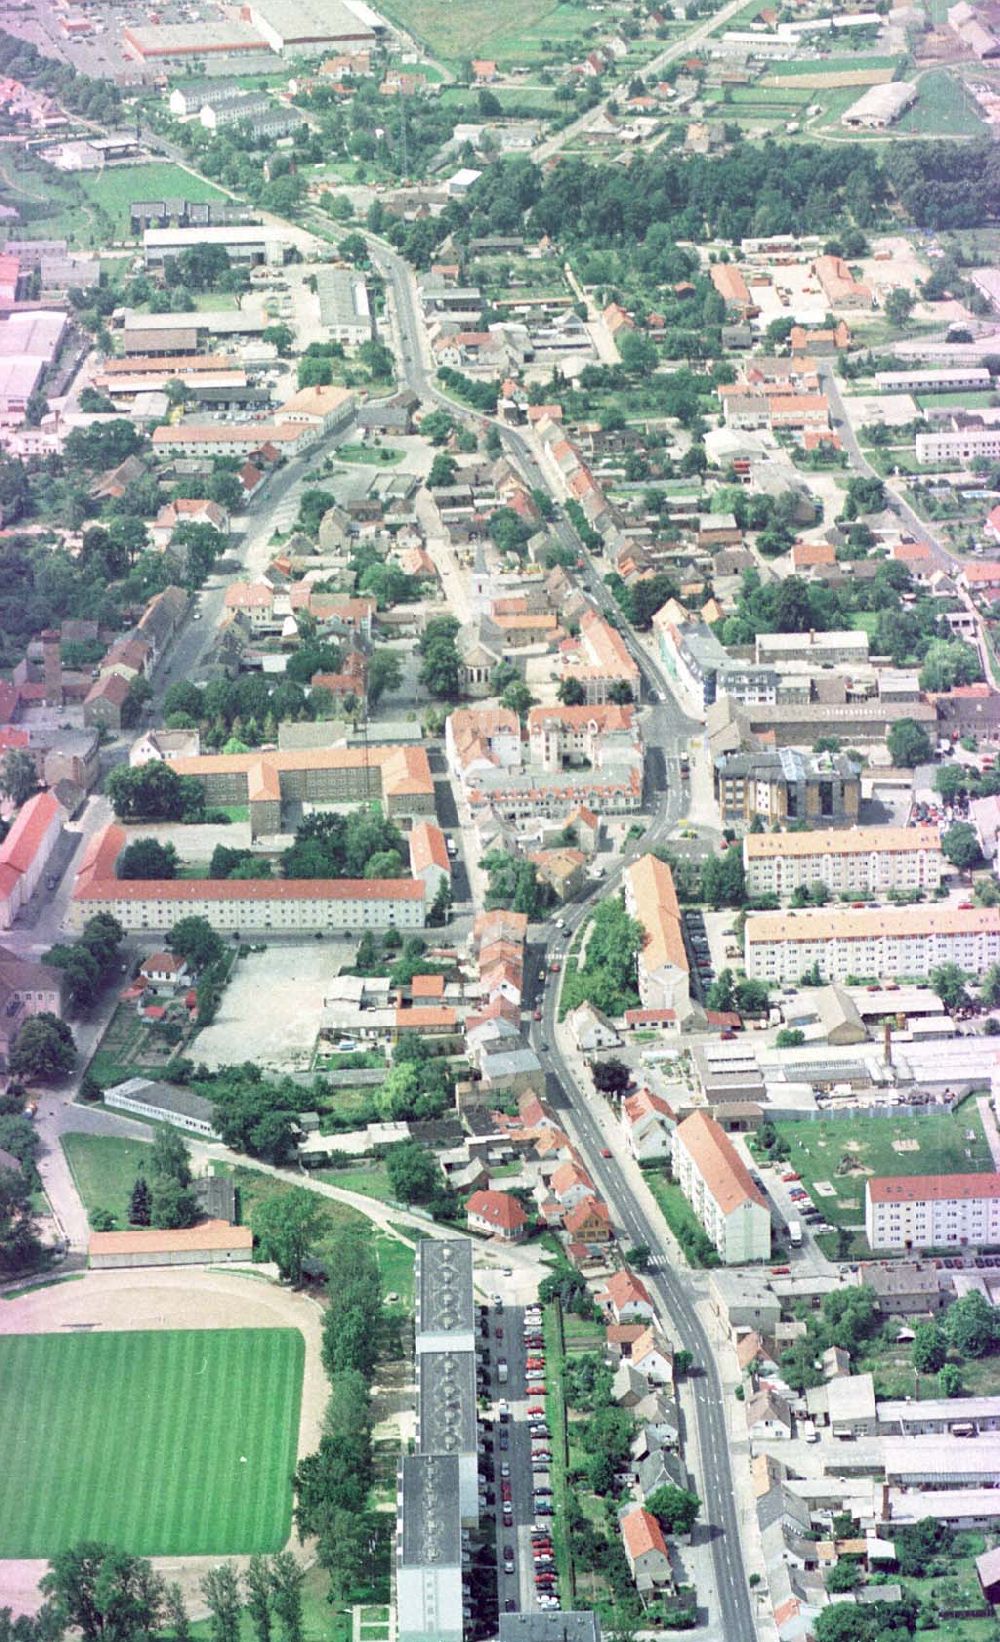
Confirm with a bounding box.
[497,1360,509,1385]
[788,1220,802,1248]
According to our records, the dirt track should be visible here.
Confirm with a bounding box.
[0,1268,326,1617]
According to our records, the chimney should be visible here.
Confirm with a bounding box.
[41,628,62,708]
[884,1018,892,1067]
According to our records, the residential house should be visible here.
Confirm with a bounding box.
[138,952,190,991]
[746,1388,793,1440]
[0,947,63,1069]
[563,1195,612,1243]
[621,1088,675,1162]
[599,1268,656,1324]
[620,1506,673,1594]
[567,1001,621,1056]
[465,1188,528,1241]
[631,1325,674,1386]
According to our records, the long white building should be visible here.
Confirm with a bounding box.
[672,1110,771,1265]
[917,428,1000,464]
[744,904,1000,984]
[866,1174,1000,1252]
[743,825,943,899]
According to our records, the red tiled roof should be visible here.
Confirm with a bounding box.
[867,1174,1000,1205]
[90,1220,252,1256]
[466,1189,528,1231]
[674,1110,767,1214]
[621,1506,668,1561]
[0,790,61,877]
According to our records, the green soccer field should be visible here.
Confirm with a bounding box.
[0,1328,304,1556]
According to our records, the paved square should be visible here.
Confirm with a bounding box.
[192,940,353,1070]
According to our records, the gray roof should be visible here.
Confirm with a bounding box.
[399,1452,462,1568]
[500,1618,602,1642]
[105,1078,215,1126]
[416,1237,474,1341]
[193,1174,237,1223]
[481,1047,543,1078]
[418,1349,478,1457]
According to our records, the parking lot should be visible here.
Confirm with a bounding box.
[479,1298,562,1620]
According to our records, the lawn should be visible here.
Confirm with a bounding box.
[543,1304,576,1604]
[917,391,997,412]
[316,1163,396,1203]
[334,444,404,466]
[896,70,985,138]
[0,1328,303,1555]
[78,163,227,239]
[647,1173,720,1267]
[61,1132,153,1227]
[763,1106,993,1230]
[189,1566,351,1642]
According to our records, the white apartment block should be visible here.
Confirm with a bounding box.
[743,826,943,899]
[866,1175,1000,1251]
[745,905,1000,984]
[917,428,1000,464]
[71,877,425,935]
[671,1111,771,1265]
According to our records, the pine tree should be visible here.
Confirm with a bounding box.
[129,1173,152,1226]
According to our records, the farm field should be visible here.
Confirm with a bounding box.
[0,1327,303,1555]
[764,1106,993,1229]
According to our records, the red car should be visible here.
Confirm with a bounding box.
[527,1406,545,1416]
[600,1147,612,1158]
[534,1008,542,1020]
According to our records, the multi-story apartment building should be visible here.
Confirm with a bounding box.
[743,826,943,898]
[623,855,691,1020]
[396,1453,463,1642]
[745,905,1000,984]
[71,825,425,935]
[671,1111,771,1265]
[526,703,639,770]
[169,745,434,836]
[754,630,870,668]
[917,427,1000,464]
[714,746,861,829]
[866,1175,1000,1251]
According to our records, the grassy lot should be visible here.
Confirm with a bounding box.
[61,1133,153,1228]
[850,610,879,635]
[374,0,585,64]
[437,84,563,112]
[78,163,226,238]
[316,1163,396,1203]
[761,1106,993,1230]
[917,390,997,412]
[646,1173,719,1267]
[767,54,902,79]
[542,1303,576,1604]
[0,1328,302,1555]
[334,444,404,466]
[897,70,985,138]
[189,1566,351,1642]
[897,1531,990,1638]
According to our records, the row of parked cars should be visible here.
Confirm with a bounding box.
[683,907,715,995]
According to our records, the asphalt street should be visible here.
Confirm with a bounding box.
[369,235,758,1637]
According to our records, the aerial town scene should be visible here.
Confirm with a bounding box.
[4,0,1000,1638]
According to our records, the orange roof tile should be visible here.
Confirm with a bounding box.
[674,1110,768,1215]
[621,1506,669,1561]
[90,1220,252,1256]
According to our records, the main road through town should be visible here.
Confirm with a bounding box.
[368,234,759,1639]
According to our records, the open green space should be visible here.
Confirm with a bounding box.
[61,1132,153,1227]
[373,0,586,64]
[917,390,997,411]
[78,163,226,237]
[0,1327,303,1555]
[316,1163,396,1202]
[543,1304,576,1604]
[646,1172,719,1267]
[188,1566,351,1642]
[334,444,405,466]
[761,1106,993,1230]
[767,54,903,78]
[896,70,985,138]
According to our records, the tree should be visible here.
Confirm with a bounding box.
[164,1584,191,1642]
[167,916,224,973]
[884,287,915,328]
[40,1544,166,1642]
[645,1484,701,1536]
[557,676,586,705]
[263,323,293,355]
[201,1567,241,1642]
[106,763,204,823]
[427,452,457,489]
[930,962,970,1011]
[0,749,38,808]
[981,964,1000,1008]
[608,679,634,705]
[887,718,933,767]
[911,1320,946,1374]
[385,1140,440,1204]
[942,821,982,871]
[701,847,746,908]
[252,1189,324,1285]
[939,1360,964,1397]
[776,1027,805,1048]
[244,1558,272,1642]
[117,839,179,880]
[129,1174,152,1227]
[592,1058,631,1096]
[418,615,462,699]
[10,1013,74,1081]
[0,1160,40,1275]
[825,1559,862,1594]
[499,678,535,721]
[268,1553,304,1642]
[367,649,403,707]
[943,1290,1000,1358]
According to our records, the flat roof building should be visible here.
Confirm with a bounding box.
[248,0,377,54]
[866,1173,1000,1252]
[745,905,1000,985]
[316,266,373,345]
[842,80,917,127]
[415,1237,475,1354]
[144,225,296,268]
[884,1436,1000,1488]
[417,1349,479,1525]
[397,1453,463,1642]
[500,1619,602,1642]
[122,21,272,62]
[89,1220,253,1268]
